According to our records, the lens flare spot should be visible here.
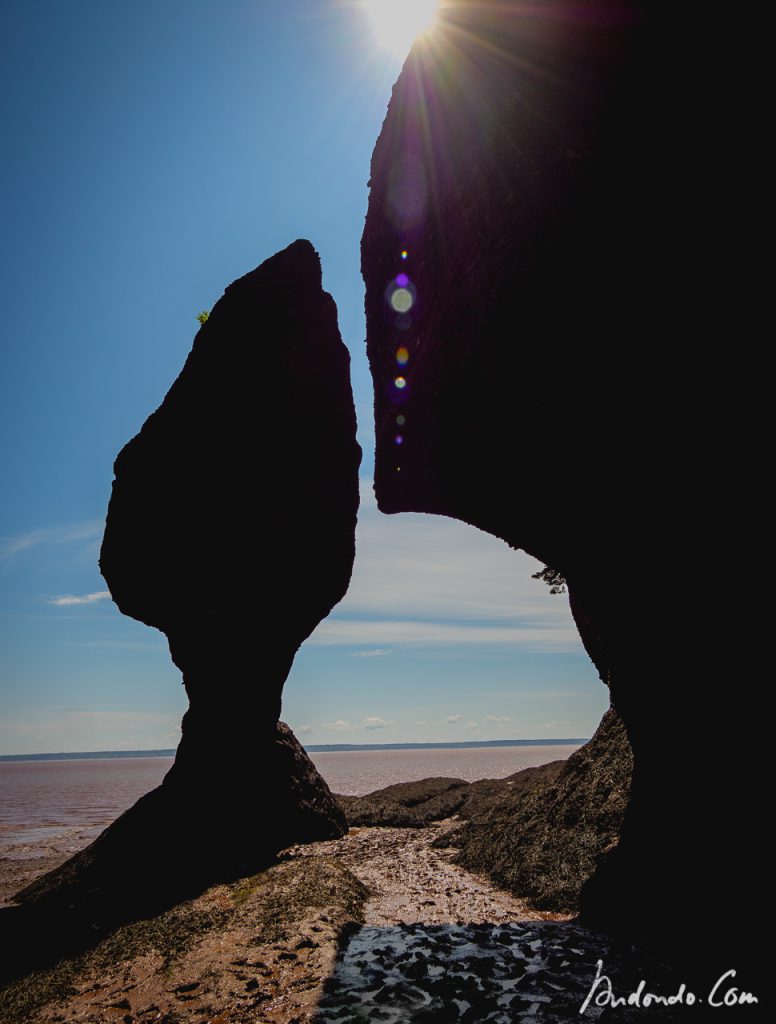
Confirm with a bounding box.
[396,414,406,426]
[401,250,408,260]
[395,434,404,445]
[391,288,413,313]
[396,273,409,287]
[394,376,407,390]
[396,346,409,366]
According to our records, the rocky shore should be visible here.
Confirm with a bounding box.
[0,722,686,1024]
[1,815,677,1024]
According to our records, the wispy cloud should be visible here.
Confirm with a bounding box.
[317,716,395,734]
[298,724,313,734]
[323,719,353,732]
[310,619,580,651]
[48,590,112,607]
[322,481,575,624]
[303,480,583,652]
[1,521,103,562]
[466,721,479,730]
[66,639,165,650]
[485,715,512,723]
[0,708,182,756]
[446,714,464,723]
[363,716,393,729]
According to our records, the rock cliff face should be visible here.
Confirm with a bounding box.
[454,709,632,913]
[362,1,760,966]
[13,240,359,953]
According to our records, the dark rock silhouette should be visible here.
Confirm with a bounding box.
[362,0,761,975]
[3,239,360,981]
[101,237,360,740]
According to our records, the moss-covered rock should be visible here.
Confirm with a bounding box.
[453,710,632,913]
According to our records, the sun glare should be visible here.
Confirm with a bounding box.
[363,0,439,58]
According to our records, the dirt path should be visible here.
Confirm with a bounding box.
[283,820,566,927]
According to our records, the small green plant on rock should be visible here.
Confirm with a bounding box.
[195,309,210,325]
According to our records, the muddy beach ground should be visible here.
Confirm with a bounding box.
[0,820,676,1024]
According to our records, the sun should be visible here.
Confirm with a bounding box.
[363,0,440,58]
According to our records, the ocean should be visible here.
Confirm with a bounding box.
[0,744,580,855]
[309,744,580,796]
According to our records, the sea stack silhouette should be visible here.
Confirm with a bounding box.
[9,239,360,960]
[362,0,761,976]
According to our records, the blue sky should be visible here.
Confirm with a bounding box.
[0,1,608,754]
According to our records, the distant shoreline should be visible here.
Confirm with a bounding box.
[0,738,588,763]
[305,739,587,753]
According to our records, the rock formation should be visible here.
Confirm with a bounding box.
[101,238,360,742]
[6,240,360,975]
[453,709,632,914]
[335,763,569,831]
[362,0,761,973]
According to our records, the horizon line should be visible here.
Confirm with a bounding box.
[0,737,589,762]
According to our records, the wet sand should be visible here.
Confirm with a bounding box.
[0,825,102,907]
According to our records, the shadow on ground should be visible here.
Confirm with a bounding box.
[314,921,680,1024]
